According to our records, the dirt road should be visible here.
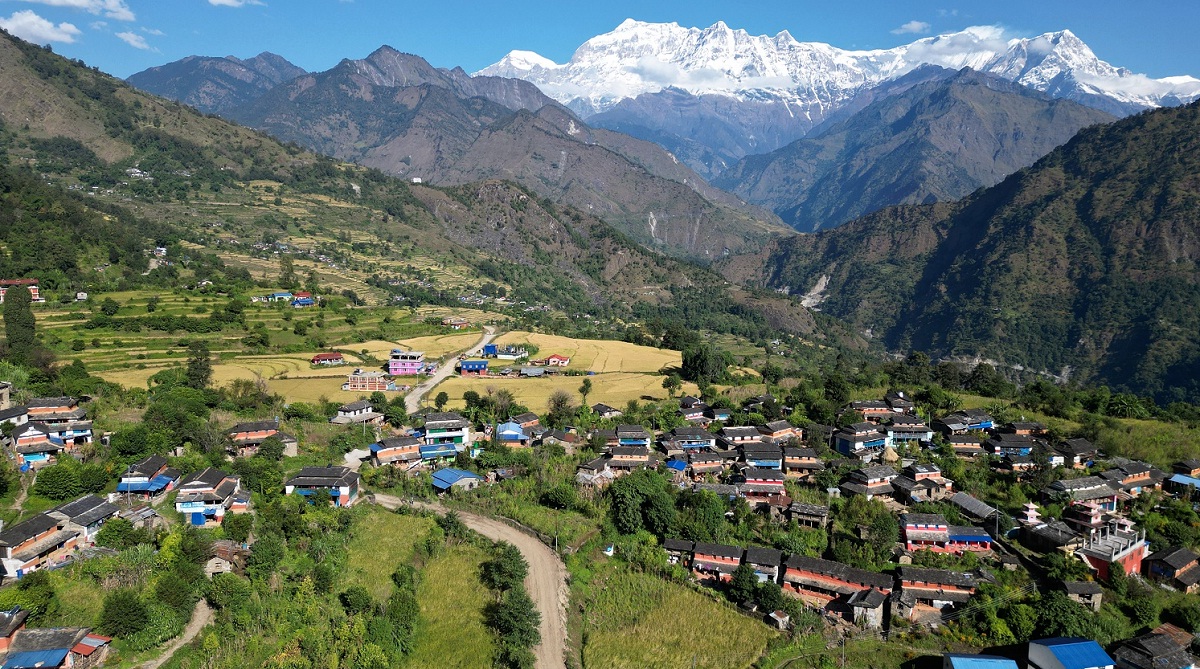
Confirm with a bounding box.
[404,326,497,414]
[374,493,567,669]
[142,600,213,669]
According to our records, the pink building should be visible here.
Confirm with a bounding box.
[389,350,425,376]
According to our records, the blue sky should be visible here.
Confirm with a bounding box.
[1,0,1197,80]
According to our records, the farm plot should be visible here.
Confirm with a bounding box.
[492,332,681,373]
[432,372,697,413]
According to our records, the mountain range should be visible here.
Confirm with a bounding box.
[126,52,307,115]
[714,66,1115,231]
[720,99,1200,402]
[481,20,1200,178]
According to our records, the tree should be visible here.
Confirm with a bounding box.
[546,390,574,428]
[2,283,37,365]
[578,378,592,406]
[489,587,541,650]
[481,542,528,592]
[222,512,253,544]
[99,297,120,317]
[33,465,81,500]
[257,435,285,461]
[434,391,449,411]
[681,345,726,384]
[662,374,682,398]
[185,340,212,390]
[98,589,150,637]
[340,585,375,614]
[729,563,758,604]
[278,254,297,289]
[96,517,150,550]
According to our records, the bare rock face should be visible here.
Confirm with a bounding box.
[127,52,306,114]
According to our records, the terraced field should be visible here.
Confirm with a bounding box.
[492,332,682,373]
[435,372,698,413]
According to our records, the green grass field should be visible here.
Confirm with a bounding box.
[342,508,435,601]
[406,543,496,669]
[579,568,775,669]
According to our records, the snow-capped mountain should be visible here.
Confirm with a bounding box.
[479,20,1200,177]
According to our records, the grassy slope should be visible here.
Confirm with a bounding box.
[341,508,434,601]
[406,544,496,669]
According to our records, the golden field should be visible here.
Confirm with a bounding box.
[492,332,681,373]
[433,372,698,414]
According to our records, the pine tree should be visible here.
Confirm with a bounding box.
[2,285,36,365]
[185,340,212,389]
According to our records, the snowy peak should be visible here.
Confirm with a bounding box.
[478,20,1200,115]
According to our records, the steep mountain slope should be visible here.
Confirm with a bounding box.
[126,52,306,114]
[482,20,1200,177]
[226,46,787,258]
[721,101,1200,402]
[716,67,1115,231]
[0,31,839,354]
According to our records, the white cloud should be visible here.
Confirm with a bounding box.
[892,21,932,35]
[11,0,134,21]
[208,0,265,6]
[937,9,959,18]
[88,19,105,29]
[115,29,148,49]
[140,26,163,35]
[0,9,80,43]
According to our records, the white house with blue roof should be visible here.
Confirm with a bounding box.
[431,468,483,493]
[1030,638,1116,669]
[944,655,1018,669]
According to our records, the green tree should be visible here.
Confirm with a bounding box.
[729,563,758,604]
[99,297,120,316]
[681,345,726,384]
[98,589,150,637]
[185,340,212,390]
[222,512,253,544]
[662,374,683,398]
[481,542,528,592]
[339,585,375,614]
[2,283,37,365]
[96,517,150,550]
[33,465,81,501]
[278,254,298,289]
[489,587,541,650]
[578,378,592,406]
[434,391,449,411]
[257,435,285,461]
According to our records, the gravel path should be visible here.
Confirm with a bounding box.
[142,600,213,669]
[404,326,498,414]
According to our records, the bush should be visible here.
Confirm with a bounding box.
[98,588,150,637]
[340,585,374,615]
[32,465,81,501]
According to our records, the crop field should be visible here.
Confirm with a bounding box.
[395,332,486,359]
[406,544,496,669]
[579,569,775,669]
[434,372,699,413]
[492,332,682,373]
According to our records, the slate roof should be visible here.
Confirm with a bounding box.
[0,514,60,547]
[789,503,829,517]
[9,626,88,652]
[949,492,998,520]
[0,608,29,637]
[339,400,373,412]
[373,435,421,451]
[897,567,977,589]
[25,397,76,409]
[126,454,168,477]
[1063,581,1103,595]
[286,467,359,488]
[900,513,948,527]
[1147,546,1200,570]
[179,467,228,489]
[744,547,783,566]
[693,543,743,560]
[847,588,887,608]
[228,420,278,434]
[424,412,468,429]
[1111,633,1195,669]
[783,556,894,590]
[855,465,898,481]
[662,538,694,553]
[50,495,118,527]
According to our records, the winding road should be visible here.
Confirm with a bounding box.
[373,494,568,669]
[405,326,498,414]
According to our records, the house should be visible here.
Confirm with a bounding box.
[118,505,165,531]
[780,555,894,615]
[3,627,110,669]
[902,513,951,552]
[1042,476,1120,512]
[1062,581,1103,612]
[175,468,247,525]
[226,419,296,457]
[667,426,716,452]
[0,279,43,304]
[884,416,934,449]
[1166,473,1200,498]
[839,465,898,500]
[1024,520,1083,553]
[330,400,384,426]
[540,430,578,448]
[895,567,977,621]
[1062,501,1117,535]
[783,448,824,481]
[678,398,709,423]
[891,463,954,504]
[0,607,28,653]
[1057,438,1098,468]
[947,434,986,458]
[1099,461,1166,498]
[1075,520,1148,579]
[768,610,791,631]
[1113,632,1197,669]
[943,655,1018,669]
[496,421,531,447]
[519,367,546,378]
[847,588,889,628]
[886,391,916,414]
[266,291,293,302]
[1005,421,1047,436]
[458,359,489,377]
[688,451,725,478]
[545,354,571,367]
[691,543,743,582]
[441,317,469,330]
[11,423,65,468]
[47,495,119,543]
[0,514,79,578]
[759,420,801,442]
[706,406,732,422]
[744,547,784,583]
[576,457,615,489]
[0,406,28,431]
[742,445,783,470]
[616,425,652,448]
[291,293,316,307]
[834,423,887,460]
[310,352,345,366]
[663,538,693,566]
[1173,460,1200,479]
[935,409,995,435]
[388,350,426,376]
[846,400,893,423]
[985,433,1041,458]
[948,492,998,522]
[285,467,360,506]
[431,468,483,493]
[1144,546,1200,593]
[608,446,651,473]
[1029,638,1115,669]
[370,435,423,467]
[423,412,472,450]
[743,468,786,495]
[720,426,764,449]
[205,540,250,578]
[343,369,397,392]
[787,503,830,529]
[510,412,540,429]
[591,403,621,419]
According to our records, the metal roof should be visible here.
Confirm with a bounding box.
[945,655,1019,669]
[2,649,69,669]
[1032,638,1115,669]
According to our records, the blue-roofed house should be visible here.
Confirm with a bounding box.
[944,655,1019,669]
[459,359,489,377]
[431,468,483,493]
[116,455,180,499]
[1029,638,1116,669]
[1166,473,1200,498]
[496,421,530,447]
[1,626,111,668]
[267,291,293,302]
